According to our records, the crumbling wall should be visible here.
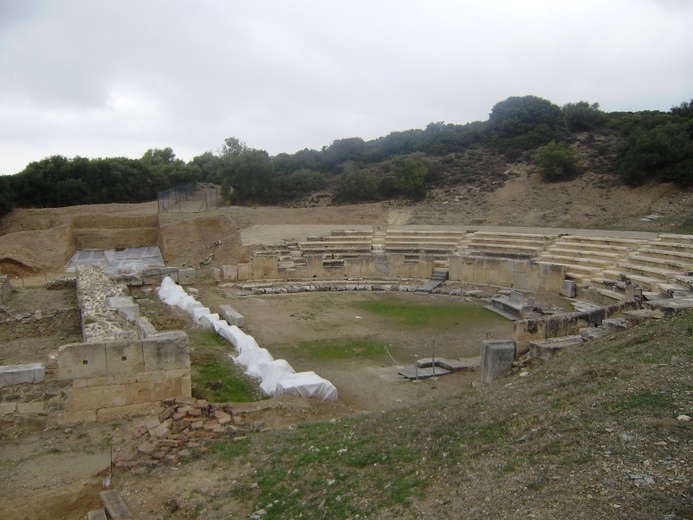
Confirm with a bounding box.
[0,309,80,342]
[513,301,640,354]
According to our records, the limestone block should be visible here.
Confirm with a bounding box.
[68,384,128,411]
[181,375,192,397]
[221,265,238,281]
[72,374,120,388]
[17,402,45,414]
[142,267,179,285]
[133,370,168,383]
[0,363,46,388]
[142,331,190,371]
[0,402,17,415]
[136,317,158,338]
[178,268,196,285]
[105,341,145,375]
[58,343,108,380]
[237,263,253,281]
[107,296,140,323]
[97,402,162,422]
[252,255,279,279]
[560,280,577,298]
[126,377,182,405]
[480,339,516,384]
[219,305,244,327]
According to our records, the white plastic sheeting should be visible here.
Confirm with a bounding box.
[157,277,338,401]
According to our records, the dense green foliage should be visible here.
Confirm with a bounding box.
[535,141,583,182]
[1,95,691,217]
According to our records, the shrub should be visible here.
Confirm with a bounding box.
[535,141,583,182]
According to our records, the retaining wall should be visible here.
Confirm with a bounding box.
[0,308,80,342]
[449,256,565,293]
[513,301,640,354]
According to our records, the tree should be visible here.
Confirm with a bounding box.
[562,101,606,132]
[390,155,428,199]
[0,175,13,217]
[535,141,583,182]
[277,169,326,201]
[221,149,276,204]
[333,163,379,202]
[489,95,567,149]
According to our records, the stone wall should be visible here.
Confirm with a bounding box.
[0,308,80,342]
[513,300,640,354]
[449,256,565,293]
[0,274,10,304]
[0,266,191,426]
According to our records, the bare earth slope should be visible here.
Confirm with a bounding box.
[1,174,691,276]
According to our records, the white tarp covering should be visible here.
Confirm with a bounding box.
[65,246,164,275]
[157,277,337,401]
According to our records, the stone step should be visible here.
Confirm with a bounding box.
[559,235,646,247]
[636,247,693,263]
[656,233,693,244]
[595,288,626,302]
[627,253,693,271]
[386,246,457,255]
[468,236,550,246]
[542,247,622,260]
[644,241,693,253]
[616,261,682,280]
[467,243,544,253]
[601,270,662,291]
[470,231,556,240]
[550,241,633,253]
[540,254,614,268]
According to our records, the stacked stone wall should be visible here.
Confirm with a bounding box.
[1,266,191,426]
[0,308,80,342]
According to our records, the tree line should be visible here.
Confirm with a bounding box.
[1,95,691,217]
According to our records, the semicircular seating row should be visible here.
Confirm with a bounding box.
[249,228,693,302]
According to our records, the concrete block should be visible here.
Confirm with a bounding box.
[0,363,46,388]
[58,342,108,380]
[97,402,162,422]
[178,268,196,285]
[107,296,139,323]
[480,339,516,384]
[105,341,145,375]
[142,331,190,371]
[219,305,245,327]
[68,384,128,411]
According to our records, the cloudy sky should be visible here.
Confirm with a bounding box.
[1,0,692,175]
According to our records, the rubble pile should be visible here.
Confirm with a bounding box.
[114,396,247,471]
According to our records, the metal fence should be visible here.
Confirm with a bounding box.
[157,182,221,213]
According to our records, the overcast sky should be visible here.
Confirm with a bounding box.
[1,0,692,175]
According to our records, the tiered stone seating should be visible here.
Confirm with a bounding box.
[384,229,466,270]
[461,231,556,258]
[540,235,644,287]
[600,234,693,298]
[298,229,374,257]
